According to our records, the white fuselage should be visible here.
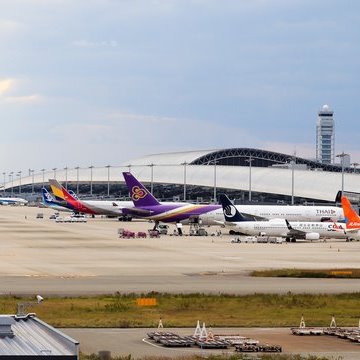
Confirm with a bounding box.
[200,205,344,225]
[0,197,28,205]
[78,200,188,217]
[229,218,347,240]
[80,200,134,216]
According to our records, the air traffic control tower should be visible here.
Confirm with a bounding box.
[316,104,335,164]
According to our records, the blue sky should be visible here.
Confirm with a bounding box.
[0,0,359,171]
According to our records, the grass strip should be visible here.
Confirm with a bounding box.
[2,292,360,328]
[251,268,360,279]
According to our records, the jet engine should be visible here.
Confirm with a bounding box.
[305,232,320,241]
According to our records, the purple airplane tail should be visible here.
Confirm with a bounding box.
[122,172,160,207]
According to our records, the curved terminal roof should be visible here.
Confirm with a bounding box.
[124,149,216,166]
[3,148,359,202]
[127,148,346,172]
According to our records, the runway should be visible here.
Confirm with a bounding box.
[2,274,360,296]
[0,206,360,295]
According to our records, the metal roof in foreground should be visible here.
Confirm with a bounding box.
[0,314,78,358]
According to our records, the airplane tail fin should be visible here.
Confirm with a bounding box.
[341,195,360,229]
[42,187,55,204]
[219,194,248,222]
[68,190,79,200]
[49,179,77,202]
[335,191,342,203]
[122,172,160,207]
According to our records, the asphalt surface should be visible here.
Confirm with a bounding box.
[62,327,360,359]
[0,206,360,296]
[1,205,360,357]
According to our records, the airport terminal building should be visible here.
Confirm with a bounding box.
[3,148,360,204]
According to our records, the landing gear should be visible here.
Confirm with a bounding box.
[153,221,159,231]
[176,222,183,236]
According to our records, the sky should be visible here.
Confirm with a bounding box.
[0,0,359,173]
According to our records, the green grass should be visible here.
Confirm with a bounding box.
[3,292,360,328]
[251,268,360,279]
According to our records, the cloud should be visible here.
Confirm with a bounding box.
[106,111,177,124]
[0,20,23,32]
[0,79,14,94]
[72,40,118,48]
[4,94,43,104]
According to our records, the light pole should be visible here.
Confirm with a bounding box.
[126,165,131,197]
[41,169,45,188]
[2,172,5,195]
[64,167,68,190]
[9,172,13,197]
[17,171,22,195]
[336,152,349,195]
[75,166,80,194]
[52,167,57,179]
[183,162,187,201]
[105,165,111,197]
[213,158,217,203]
[245,155,254,202]
[289,155,296,205]
[29,169,34,194]
[89,166,94,196]
[149,163,154,195]
[351,162,359,174]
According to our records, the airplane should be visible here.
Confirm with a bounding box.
[41,188,72,212]
[0,197,28,205]
[123,172,346,226]
[122,172,220,225]
[340,195,360,241]
[199,200,344,225]
[220,194,347,242]
[48,179,134,217]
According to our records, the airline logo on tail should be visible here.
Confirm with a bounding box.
[223,203,237,218]
[44,190,53,202]
[341,196,360,229]
[50,181,67,201]
[42,188,55,204]
[131,186,148,201]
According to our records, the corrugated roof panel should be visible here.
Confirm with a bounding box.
[0,315,78,356]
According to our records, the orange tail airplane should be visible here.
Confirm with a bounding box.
[341,196,360,230]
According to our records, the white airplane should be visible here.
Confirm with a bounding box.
[48,179,135,217]
[220,194,347,242]
[0,197,28,205]
[200,199,344,225]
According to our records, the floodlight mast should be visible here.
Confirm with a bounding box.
[16,295,44,317]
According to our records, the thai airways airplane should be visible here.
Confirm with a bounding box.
[123,172,345,226]
[122,172,220,224]
[200,201,344,225]
[0,197,28,205]
[48,179,134,216]
[220,194,347,241]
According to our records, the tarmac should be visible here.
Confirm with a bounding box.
[63,327,360,359]
[1,205,360,295]
[2,204,360,358]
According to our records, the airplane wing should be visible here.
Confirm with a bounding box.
[284,219,307,238]
[240,212,268,221]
